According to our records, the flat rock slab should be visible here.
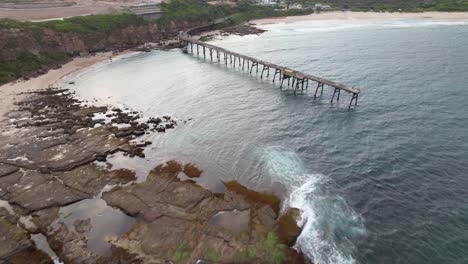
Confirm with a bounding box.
[0,164,135,213]
[0,126,131,172]
[208,209,251,233]
[0,163,19,177]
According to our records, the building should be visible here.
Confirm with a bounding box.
[314,3,332,9]
[127,4,164,20]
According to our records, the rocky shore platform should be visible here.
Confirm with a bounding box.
[220,23,266,36]
[0,88,309,263]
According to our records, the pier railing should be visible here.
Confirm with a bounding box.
[179,22,360,109]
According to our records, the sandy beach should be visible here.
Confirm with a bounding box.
[254,11,468,25]
[0,52,125,123]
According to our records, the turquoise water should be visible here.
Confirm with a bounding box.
[64,19,468,264]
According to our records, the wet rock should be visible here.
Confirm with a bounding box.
[221,24,266,36]
[95,153,107,162]
[30,207,60,234]
[73,218,91,233]
[256,205,277,230]
[133,130,144,136]
[0,164,135,213]
[48,223,102,263]
[182,163,203,178]
[103,161,303,263]
[0,89,159,174]
[155,126,166,132]
[8,176,88,213]
[55,164,136,196]
[0,125,132,172]
[135,141,152,148]
[276,208,302,247]
[0,164,19,177]
[5,247,53,264]
[148,117,162,124]
[0,208,31,261]
[224,180,280,214]
[208,209,250,233]
[114,130,133,138]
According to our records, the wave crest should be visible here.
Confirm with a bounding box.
[260,146,365,264]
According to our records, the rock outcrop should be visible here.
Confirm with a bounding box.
[102,161,307,264]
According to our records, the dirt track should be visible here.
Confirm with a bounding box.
[0,0,165,21]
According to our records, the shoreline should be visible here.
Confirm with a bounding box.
[0,51,132,124]
[253,11,468,25]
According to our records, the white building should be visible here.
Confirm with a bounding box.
[260,0,277,5]
[289,3,303,9]
[314,3,332,9]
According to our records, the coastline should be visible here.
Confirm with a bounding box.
[0,25,307,262]
[253,11,468,25]
[0,51,131,124]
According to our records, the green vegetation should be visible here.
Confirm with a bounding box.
[239,247,257,262]
[0,13,147,33]
[159,0,312,27]
[159,0,232,25]
[0,52,71,84]
[262,232,287,264]
[205,247,221,262]
[225,6,312,26]
[174,240,192,262]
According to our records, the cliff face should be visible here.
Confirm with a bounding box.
[0,21,196,61]
[0,20,202,84]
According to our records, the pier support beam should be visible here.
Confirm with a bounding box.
[250,62,258,74]
[261,65,270,79]
[349,93,359,109]
[280,76,291,90]
[331,88,341,103]
[273,69,281,83]
[294,78,305,95]
[314,82,324,97]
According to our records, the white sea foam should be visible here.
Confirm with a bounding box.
[260,146,365,264]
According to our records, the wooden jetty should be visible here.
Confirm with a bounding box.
[179,30,360,109]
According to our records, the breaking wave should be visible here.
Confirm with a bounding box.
[260,146,365,264]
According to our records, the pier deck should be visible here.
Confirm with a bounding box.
[179,32,360,109]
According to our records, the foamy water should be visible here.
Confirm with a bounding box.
[260,147,365,264]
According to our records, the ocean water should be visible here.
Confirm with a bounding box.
[63,19,468,264]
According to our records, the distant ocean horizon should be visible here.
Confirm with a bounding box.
[64,18,468,264]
